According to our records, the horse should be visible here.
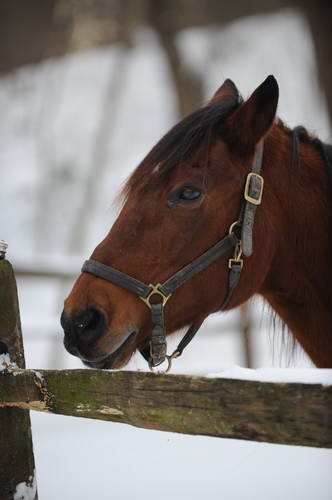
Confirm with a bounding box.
[61,75,332,370]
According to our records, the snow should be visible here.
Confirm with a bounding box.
[32,370,44,382]
[30,412,332,500]
[13,473,37,500]
[0,353,18,372]
[207,365,332,384]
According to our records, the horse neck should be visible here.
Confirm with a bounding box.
[260,125,332,367]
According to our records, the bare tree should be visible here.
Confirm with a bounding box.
[1,1,331,122]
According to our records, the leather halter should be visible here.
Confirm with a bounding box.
[81,142,264,371]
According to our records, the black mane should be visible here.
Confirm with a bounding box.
[126,94,242,193]
[289,124,332,190]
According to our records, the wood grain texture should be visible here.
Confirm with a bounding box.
[0,260,37,500]
[1,367,331,448]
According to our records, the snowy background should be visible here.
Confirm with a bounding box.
[1,8,332,500]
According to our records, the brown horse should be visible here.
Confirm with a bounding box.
[61,75,332,370]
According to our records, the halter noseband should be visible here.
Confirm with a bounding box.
[81,142,264,371]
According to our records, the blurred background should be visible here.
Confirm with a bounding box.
[1,1,332,499]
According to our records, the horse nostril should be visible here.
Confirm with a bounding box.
[73,308,106,345]
[75,309,99,332]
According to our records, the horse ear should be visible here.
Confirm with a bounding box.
[225,75,279,151]
[209,79,239,104]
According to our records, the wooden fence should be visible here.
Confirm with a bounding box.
[0,258,332,500]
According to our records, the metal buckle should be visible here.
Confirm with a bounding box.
[140,284,171,309]
[228,258,243,270]
[228,242,243,269]
[244,173,264,205]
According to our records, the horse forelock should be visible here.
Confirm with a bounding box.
[122,94,242,198]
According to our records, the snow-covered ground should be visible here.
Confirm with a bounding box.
[1,9,332,500]
[207,365,332,384]
[31,409,332,500]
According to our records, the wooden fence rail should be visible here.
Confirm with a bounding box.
[1,367,332,448]
[1,256,332,500]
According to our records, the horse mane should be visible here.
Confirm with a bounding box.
[123,93,242,197]
[267,121,332,365]
[278,119,332,172]
[261,300,298,366]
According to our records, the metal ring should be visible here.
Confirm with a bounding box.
[140,284,171,309]
[148,356,171,374]
[228,221,241,236]
[148,350,180,374]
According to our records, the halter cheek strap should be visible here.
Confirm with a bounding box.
[81,141,265,371]
[241,141,264,256]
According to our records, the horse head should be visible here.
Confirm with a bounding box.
[61,76,279,369]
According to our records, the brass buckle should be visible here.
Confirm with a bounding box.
[244,173,264,205]
[140,284,171,309]
[228,258,243,269]
[228,242,243,269]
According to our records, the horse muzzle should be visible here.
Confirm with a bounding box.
[61,306,138,367]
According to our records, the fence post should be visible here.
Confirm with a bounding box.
[0,245,38,500]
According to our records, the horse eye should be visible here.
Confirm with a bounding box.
[168,185,204,207]
[178,186,202,201]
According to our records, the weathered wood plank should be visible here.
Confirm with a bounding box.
[1,367,331,448]
[0,259,38,500]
